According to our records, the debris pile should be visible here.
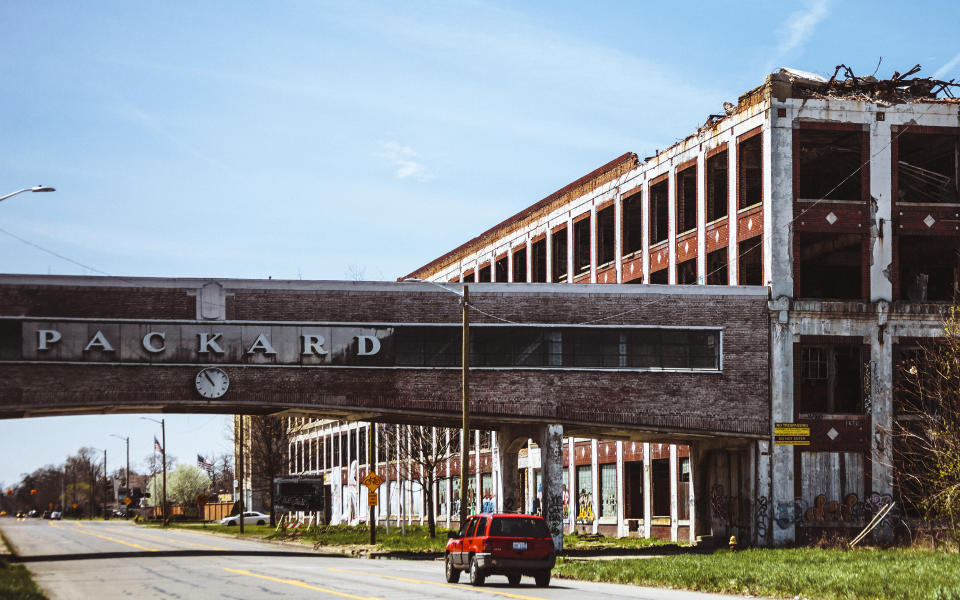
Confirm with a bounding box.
[777,64,958,103]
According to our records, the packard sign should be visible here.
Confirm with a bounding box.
[2,319,390,366]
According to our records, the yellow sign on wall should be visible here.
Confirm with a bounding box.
[774,423,810,445]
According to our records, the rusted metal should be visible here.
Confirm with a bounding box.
[790,64,958,102]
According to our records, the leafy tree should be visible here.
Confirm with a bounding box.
[166,464,211,508]
[894,307,960,549]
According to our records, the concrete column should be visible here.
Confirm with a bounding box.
[616,440,626,537]
[696,156,707,284]
[688,444,697,544]
[566,215,574,283]
[755,439,771,546]
[643,442,652,538]
[589,206,597,283]
[641,179,651,283]
[526,439,535,514]
[769,298,795,546]
[545,230,553,283]
[614,191,623,283]
[872,320,894,495]
[445,429,452,529]
[591,439,599,535]
[870,119,893,301]
[492,431,501,512]
[526,239,532,283]
[667,164,677,284]
[496,426,527,514]
[568,437,576,532]
[670,444,679,542]
[475,430,481,514]
[727,140,739,284]
[769,109,794,297]
[538,424,565,551]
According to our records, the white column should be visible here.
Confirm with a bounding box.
[667,164,677,284]
[475,430,481,514]
[614,193,624,283]
[526,239,533,283]
[643,442,652,538]
[727,141,739,284]
[566,215,574,283]
[568,437,576,532]
[591,439,600,534]
[492,431,502,512]
[445,429,452,529]
[589,206,598,283]
[616,441,626,537]
[669,444,679,542]
[870,121,893,301]
[696,156,707,283]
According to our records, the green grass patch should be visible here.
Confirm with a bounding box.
[278,524,453,553]
[0,559,48,600]
[563,531,675,550]
[138,521,277,538]
[554,547,960,600]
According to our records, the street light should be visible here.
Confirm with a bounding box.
[110,434,130,493]
[403,277,471,525]
[0,185,55,203]
[140,417,166,526]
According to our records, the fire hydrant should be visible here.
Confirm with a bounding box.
[729,535,738,550]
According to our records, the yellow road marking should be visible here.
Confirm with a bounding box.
[224,568,382,599]
[326,566,549,600]
[50,521,158,552]
[118,529,228,551]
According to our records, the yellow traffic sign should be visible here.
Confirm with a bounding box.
[123,496,132,506]
[361,472,384,491]
[368,491,378,506]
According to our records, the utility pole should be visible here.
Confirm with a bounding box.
[369,424,375,545]
[460,284,471,526]
[238,415,245,534]
[103,449,107,512]
[161,419,166,526]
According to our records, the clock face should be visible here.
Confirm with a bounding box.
[195,367,229,398]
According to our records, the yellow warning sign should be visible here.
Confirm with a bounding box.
[361,472,384,491]
[774,422,810,446]
[368,491,378,506]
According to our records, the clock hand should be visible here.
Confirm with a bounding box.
[204,371,216,386]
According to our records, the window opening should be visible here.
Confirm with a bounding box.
[794,233,862,299]
[597,205,615,267]
[575,465,593,523]
[622,191,643,256]
[462,272,475,283]
[678,457,690,520]
[512,248,527,283]
[738,134,762,209]
[495,256,508,282]
[706,248,728,285]
[652,458,669,516]
[649,268,668,284]
[796,130,862,202]
[897,132,959,204]
[738,238,763,286]
[676,258,697,285]
[573,217,591,276]
[650,179,669,244]
[676,165,697,235]
[531,238,547,282]
[478,264,491,282]
[898,235,960,302]
[599,463,616,518]
[707,150,729,221]
[552,228,568,282]
[798,343,864,414]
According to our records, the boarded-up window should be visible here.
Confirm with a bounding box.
[800,451,864,515]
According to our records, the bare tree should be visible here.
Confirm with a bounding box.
[245,415,289,526]
[379,424,458,538]
[893,307,960,548]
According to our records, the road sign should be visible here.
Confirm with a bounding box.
[774,422,810,446]
[123,496,132,506]
[361,472,384,491]
[368,491,378,506]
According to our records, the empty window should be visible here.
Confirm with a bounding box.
[676,165,697,234]
[796,129,862,202]
[798,344,864,414]
[597,205,615,267]
[478,264,491,282]
[898,235,960,302]
[738,134,762,209]
[573,217,591,276]
[650,179,669,244]
[622,191,643,256]
[512,248,527,282]
[707,150,729,221]
[463,272,475,283]
[531,238,547,283]
[897,132,959,204]
[552,228,568,282]
[676,258,697,284]
[495,256,508,282]
[795,233,863,299]
[738,238,763,286]
[649,268,668,284]
[706,248,728,285]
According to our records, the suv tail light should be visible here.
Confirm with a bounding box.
[483,540,493,553]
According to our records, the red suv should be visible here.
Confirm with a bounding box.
[444,513,555,587]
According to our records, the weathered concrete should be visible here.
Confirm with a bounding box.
[538,423,565,551]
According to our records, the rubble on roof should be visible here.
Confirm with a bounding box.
[774,64,959,103]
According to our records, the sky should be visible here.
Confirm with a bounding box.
[1,0,959,487]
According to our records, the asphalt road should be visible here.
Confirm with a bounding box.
[1,518,739,600]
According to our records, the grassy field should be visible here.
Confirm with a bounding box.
[554,547,960,600]
[0,560,48,600]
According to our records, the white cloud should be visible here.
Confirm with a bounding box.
[376,141,432,181]
[772,0,831,64]
[933,51,960,79]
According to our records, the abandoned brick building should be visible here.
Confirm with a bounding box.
[279,67,959,546]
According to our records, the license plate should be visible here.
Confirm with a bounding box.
[512,541,527,551]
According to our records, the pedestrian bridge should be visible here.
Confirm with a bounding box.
[0,275,769,441]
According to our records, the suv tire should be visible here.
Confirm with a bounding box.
[507,573,521,586]
[469,556,485,586]
[445,554,460,583]
[534,570,551,587]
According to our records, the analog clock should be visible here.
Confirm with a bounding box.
[195,367,229,398]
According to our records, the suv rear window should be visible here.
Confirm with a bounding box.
[488,517,550,538]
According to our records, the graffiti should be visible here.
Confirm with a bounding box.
[711,484,756,535]
[863,360,873,414]
[576,489,594,524]
[865,492,900,528]
[755,495,769,541]
[775,499,806,529]
[711,485,728,521]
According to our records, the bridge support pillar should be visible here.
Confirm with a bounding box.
[537,424,564,551]
[495,426,527,514]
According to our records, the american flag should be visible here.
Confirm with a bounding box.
[197,454,214,475]
[154,436,163,453]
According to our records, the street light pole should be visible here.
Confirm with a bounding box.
[0,185,55,203]
[111,434,130,505]
[460,285,470,526]
[141,417,167,526]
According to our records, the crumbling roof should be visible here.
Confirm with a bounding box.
[772,64,959,103]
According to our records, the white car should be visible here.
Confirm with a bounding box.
[219,511,269,526]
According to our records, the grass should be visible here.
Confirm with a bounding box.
[139,521,277,538]
[0,532,48,600]
[563,531,676,550]
[553,547,960,600]
[272,524,454,553]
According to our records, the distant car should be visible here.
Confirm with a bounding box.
[50,511,62,520]
[445,513,555,587]
[42,510,51,519]
[219,511,268,526]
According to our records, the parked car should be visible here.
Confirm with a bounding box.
[50,511,62,520]
[219,511,269,526]
[444,513,555,587]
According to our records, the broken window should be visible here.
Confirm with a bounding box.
[676,164,697,235]
[573,217,591,277]
[707,150,728,221]
[706,248,728,285]
[738,238,763,286]
[650,179,669,244]
[478,264,491,282]
[898,235,960,302]
[738,134,762,209]
[463,271,475,283]
[796,129,863,201]
[676,258,697,284]
[897,132,959,204]
[649,268,668,284]
[552,228,568,282]
[495,255,508,282]
[597,205,615,267]
[531,238,547,283]
[512,247,527,283]
[795,233,863,299]
[798,343,864,414]
[622,190,643,256]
